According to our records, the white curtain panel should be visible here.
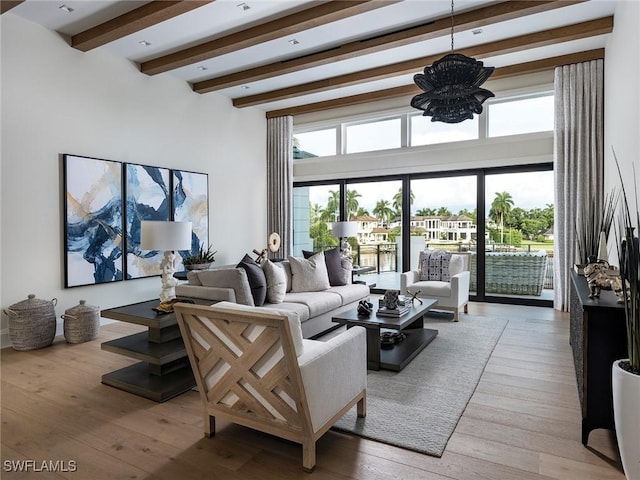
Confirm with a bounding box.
[267,116,293,258]
[553,59,604,311]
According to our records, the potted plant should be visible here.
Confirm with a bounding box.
[613,155,640,480]
[183,244,217,270]
[574,190,618,273]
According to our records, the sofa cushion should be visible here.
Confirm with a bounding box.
[211,301,303,357]
[196,268,254,306]
[280,260,293,292]
[262,260,286,303]
[303,247,346,286]
[259,301,310,323]
[236,254,267,306]
[283,291,342,318]
[406,280,452,298]
[327,284,370,305]
[288,252,330,292]
[186,270,202,285]
[448,254,464,277]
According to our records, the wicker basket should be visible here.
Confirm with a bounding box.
[62,300,100,344]
[4,294,57,351]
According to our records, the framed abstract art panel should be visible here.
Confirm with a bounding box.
[172,169,209,269]
[124,163,171,279]
[63,154,124,287]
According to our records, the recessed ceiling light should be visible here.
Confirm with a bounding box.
[197,66,208,71]
[237,2,250,11]
[288,39,300,46]
[138,40,152,47]
[58,4,74,13]
[472,29,483,35]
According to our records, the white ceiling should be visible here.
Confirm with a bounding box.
[7,0,617,113]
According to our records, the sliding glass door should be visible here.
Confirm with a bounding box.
[483,170,554,301]
[409,175,478,292]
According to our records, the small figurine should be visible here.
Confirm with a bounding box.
[383,289,400,310]
[584,261,624,301]
[408,290,423,305]
[357,299,373,317]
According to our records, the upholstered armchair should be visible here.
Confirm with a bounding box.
[174,301,367,472]
[400,252,471,321]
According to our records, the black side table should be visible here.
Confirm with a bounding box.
[101,298,210,402]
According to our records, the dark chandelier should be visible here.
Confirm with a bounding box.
[411,0,495,123]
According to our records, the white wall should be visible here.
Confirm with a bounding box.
[604,0,640,210]
[0,14,267,346]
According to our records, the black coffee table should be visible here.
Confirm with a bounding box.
[332,299,438,371]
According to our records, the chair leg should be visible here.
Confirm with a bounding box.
[464,303,469,314]
[357,393,366,418]
[453,308,459,322]
[302,439,316,473]
[204,413,215,438]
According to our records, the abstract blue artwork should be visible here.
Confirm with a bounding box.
[64,155,124,287]
[172,169,209,270]
[124,164,171,279]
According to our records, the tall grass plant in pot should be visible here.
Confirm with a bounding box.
[613,155,640,480]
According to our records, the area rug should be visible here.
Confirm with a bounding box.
[332,314,508,457]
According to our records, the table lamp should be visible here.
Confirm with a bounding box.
[140,221,192,303]
[332,221,358,258]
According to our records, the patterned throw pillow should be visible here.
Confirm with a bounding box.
[419,249,452,281]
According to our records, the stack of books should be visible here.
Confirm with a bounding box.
[377,304,410,317]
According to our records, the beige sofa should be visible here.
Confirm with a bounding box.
[175,260,370,339]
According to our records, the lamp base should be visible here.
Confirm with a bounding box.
[159,251,179,303]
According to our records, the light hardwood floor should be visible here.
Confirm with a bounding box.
[1,303,626,479]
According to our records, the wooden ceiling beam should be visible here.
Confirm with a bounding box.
[194,0,584,93]
[265,49,605,118]
[236,17,612,108]
[1,0,24,15]
[71,1,213,52]
[140,0,397,76]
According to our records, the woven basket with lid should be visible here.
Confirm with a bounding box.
[4,294,57,351]
[62,300,100,344]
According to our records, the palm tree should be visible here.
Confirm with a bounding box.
[490,191,515,243]
[355,207,370,217]
[373,199,394,226]
[346,189,361,220]
[321,189,340,222]
[416,207,436,216]
[392,187,414,211]
[437,206,452,216]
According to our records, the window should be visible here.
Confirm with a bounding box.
[293,90,554,159]
[410,114,478,146]
[487,94,554,137]
[292,184,340,256]
[345,118,401,154]
[293,128,336,158]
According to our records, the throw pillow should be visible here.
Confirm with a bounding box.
[236,254,267,306]
[303,247,346,286]
[419,249,452,281]
[262,260,286,304]
[288,252,330,292]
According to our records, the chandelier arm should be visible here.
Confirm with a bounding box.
[450,0,454,54]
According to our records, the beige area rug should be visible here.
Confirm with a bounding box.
[332,314,508,457]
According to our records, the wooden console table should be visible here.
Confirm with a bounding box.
[569,270,627,445]
[101,298,210,402]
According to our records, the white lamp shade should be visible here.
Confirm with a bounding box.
[332,221,358,238]
[140,221,192,251]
